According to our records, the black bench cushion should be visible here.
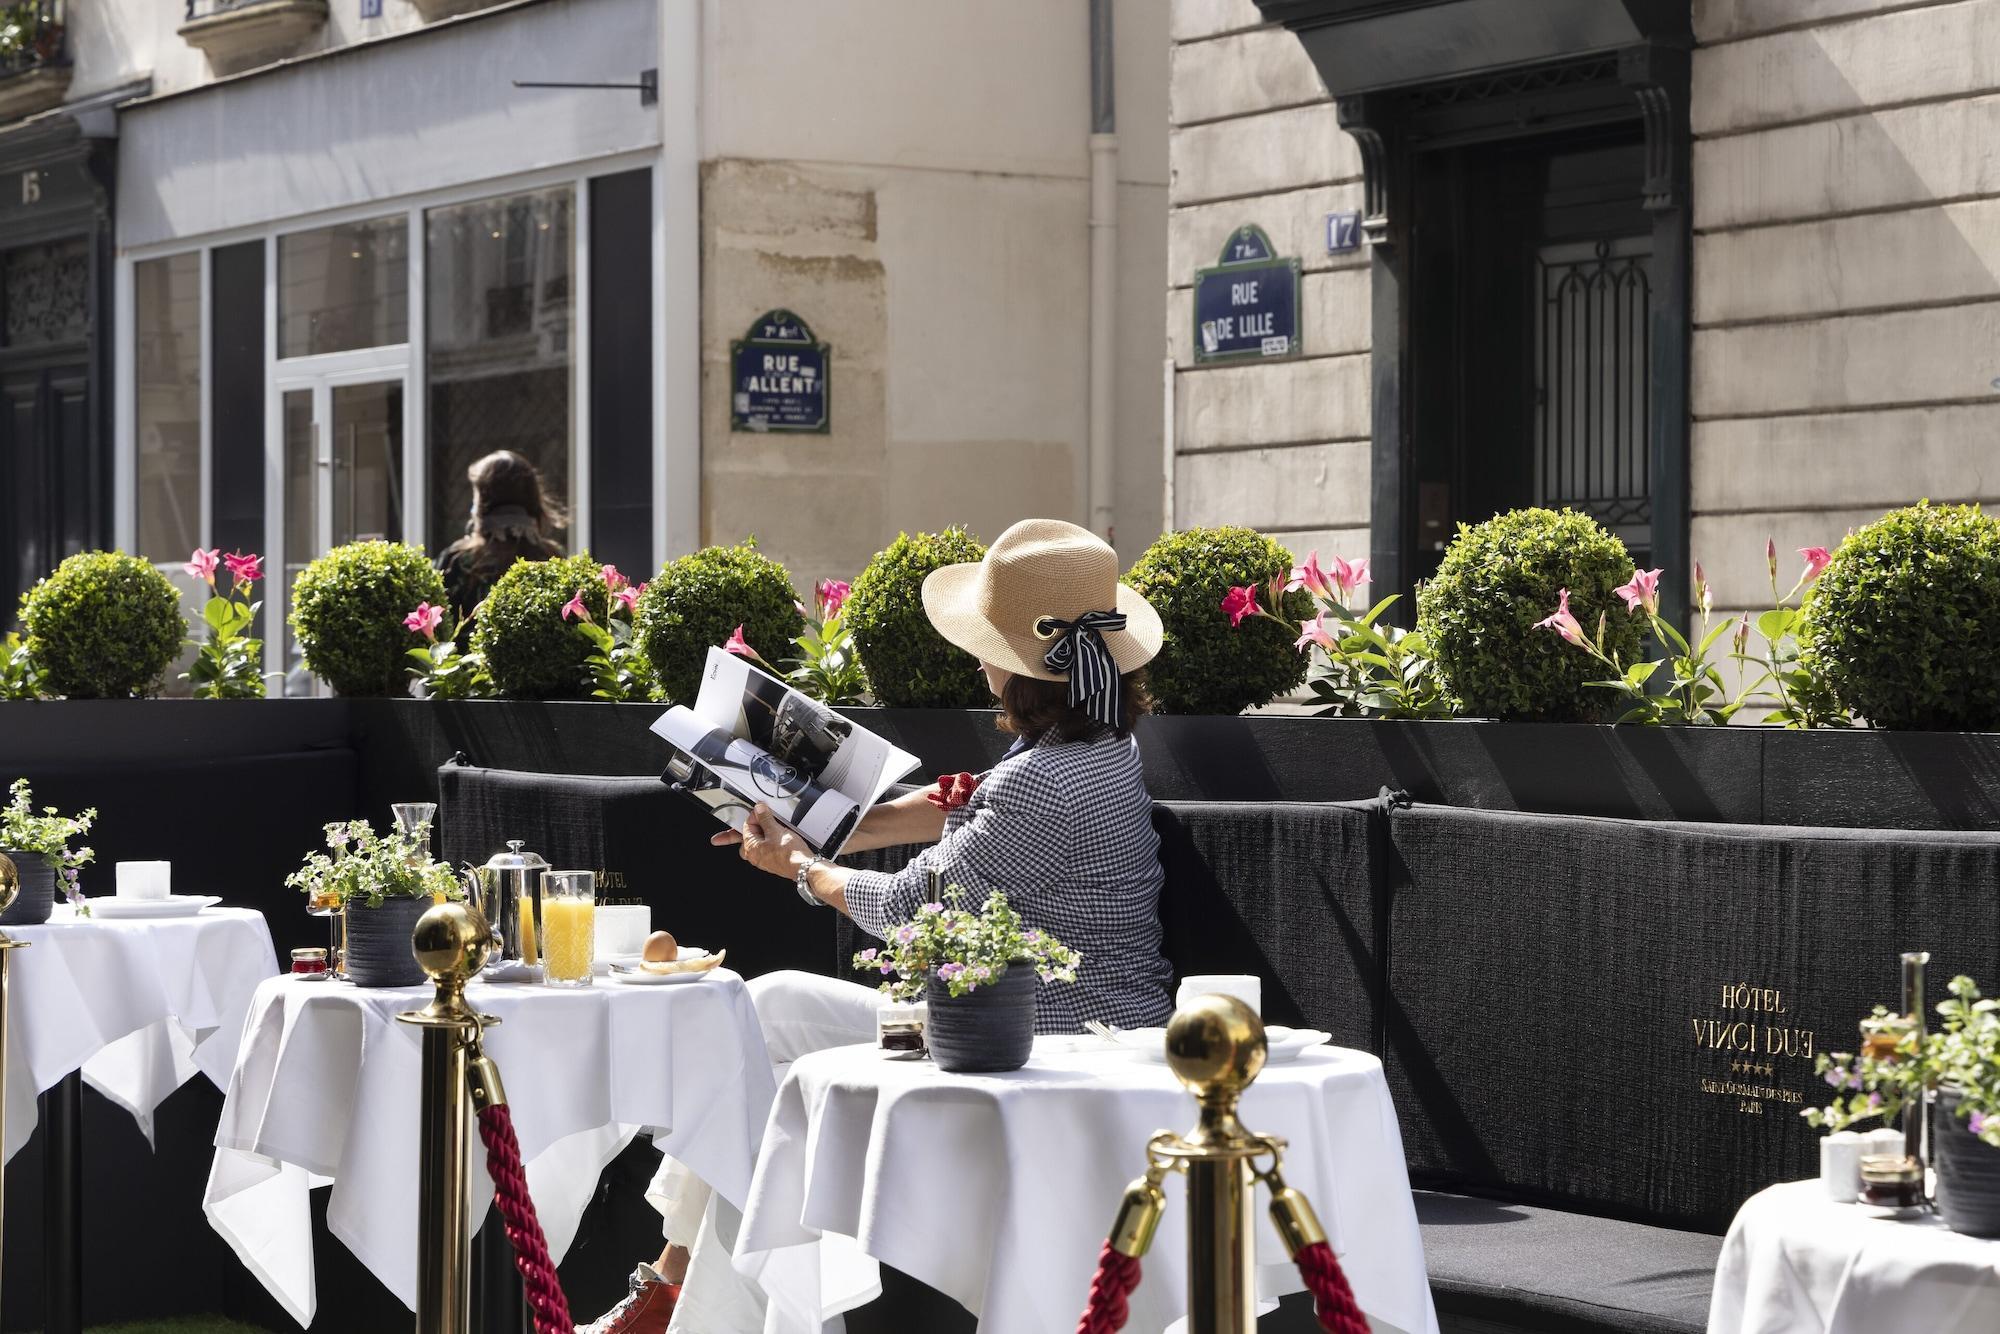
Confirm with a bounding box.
[1387,803,2000,1231]
[1418,1192,1720,1334]
[1153,798,1385,1054]
[437,763,838,977]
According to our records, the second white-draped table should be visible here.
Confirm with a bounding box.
[734,1036,1441,1334]
[204,969,776,1326]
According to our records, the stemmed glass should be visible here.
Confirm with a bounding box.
[305,884,345,979]
[392,803,441,902]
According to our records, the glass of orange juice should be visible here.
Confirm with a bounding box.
[541,871,595,987]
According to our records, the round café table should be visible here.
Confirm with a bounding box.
[2,903,280,1334]
[733,1035,1441,1334]
[1708,1179,2000,1333]
[204,967,776,1327]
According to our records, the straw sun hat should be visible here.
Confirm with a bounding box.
[920,519,1163,688]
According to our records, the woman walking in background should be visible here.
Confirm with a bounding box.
[434,449,567,619]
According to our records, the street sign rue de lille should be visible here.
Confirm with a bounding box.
[731,309,830,434]
[1192,225,1302,365]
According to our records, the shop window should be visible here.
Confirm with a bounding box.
[277,215,408,357]
[425,186,573,550]
[134,252,201,564]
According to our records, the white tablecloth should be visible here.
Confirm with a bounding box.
[1709,1180,2000,1333]
[205,969,776,1327]
[3,905,278,1160]
[735,1037,1439,1334]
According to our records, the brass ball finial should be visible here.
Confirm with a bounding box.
[1164,993,1266,1101]
[0,853,18,919]
[411,900,491,984]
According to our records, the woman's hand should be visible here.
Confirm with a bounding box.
[717,803,809,880]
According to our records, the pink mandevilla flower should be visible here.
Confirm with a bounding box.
[1732,613,1751,656]
[1335,557,1371,602]
[1533,588,1588,648]
[1798,546,1833,584]
[404,602,445,641]
[560,589,591,623]
[1613,568,1664,616]
[1294,610,1337,654]
[1694,561,1712,617]
[185,548,220,584]
[723,624,755,657]
[223,551,263,585]
[614,583,643,612]
[1287,551,1335,599]
[1220,584,1260,628]
[600,564,627,592]
[817,578,851,620]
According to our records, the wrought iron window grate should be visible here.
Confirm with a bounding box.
[185,0,269,20]
[1535,237,1654,561]
[0,0,64,77]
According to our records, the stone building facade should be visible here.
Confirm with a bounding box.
[1168,0,2000,635]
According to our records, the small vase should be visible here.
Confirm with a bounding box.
[1934,1087,2000,1236]
[924,960,1037,1073]
[341,895,431,988]
[0,850,56,927]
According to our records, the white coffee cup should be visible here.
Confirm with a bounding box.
[592,904,650,959]
[1176,974,1262,1018]
[1820,1130,1863,1203]
[116,861,171,901]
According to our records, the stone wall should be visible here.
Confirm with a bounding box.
[1689,0,2000,627]
[1166,0,1371,569]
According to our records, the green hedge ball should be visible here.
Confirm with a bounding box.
[20,550,186,699]
[634,542,803,705]
[291,541,446,697]
[845,528,991,709]
[1125,526,1311,715]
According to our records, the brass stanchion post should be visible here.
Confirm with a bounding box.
[398,899,497,1334]
[0,856,28,1323]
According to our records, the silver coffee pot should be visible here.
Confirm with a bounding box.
[466,840,548,963]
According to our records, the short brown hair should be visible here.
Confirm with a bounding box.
[997,669,1152,743]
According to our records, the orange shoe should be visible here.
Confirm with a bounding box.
[577,1263,680,1334]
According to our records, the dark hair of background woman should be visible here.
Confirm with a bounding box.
[435,450,567,617]
[997,669,1152,743]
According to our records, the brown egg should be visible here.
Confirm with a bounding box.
[642,930,679,963]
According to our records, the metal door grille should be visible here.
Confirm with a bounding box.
[1535,237,1653,558]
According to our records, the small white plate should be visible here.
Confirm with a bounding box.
[607,947,720,985]
[1113,1024,1331,1064]
[88,895,223,920]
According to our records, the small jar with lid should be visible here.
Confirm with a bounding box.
[291,947,329,979]
[878,1002,927,1055]
[1858,1154,1926,1211]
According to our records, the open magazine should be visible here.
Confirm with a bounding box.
[651,646,922,857]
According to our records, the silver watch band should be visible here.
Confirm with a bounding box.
[794,855,823,906]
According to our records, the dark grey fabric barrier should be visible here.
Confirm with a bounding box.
[437,763,839,979]
[1385,803,2000,1232]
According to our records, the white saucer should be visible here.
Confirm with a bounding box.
[607,947,720,985]
[88,895,223,920]
[1112,1024,1331,1064]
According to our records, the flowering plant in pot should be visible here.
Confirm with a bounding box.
[1804,974,2000,1235]
[181,549,275,699]
[855,888,1081,1073]
[285,819,459,987]
[724,576,870,706]
[0,778,93,923]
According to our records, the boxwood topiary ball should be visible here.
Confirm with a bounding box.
[1416,507,1639,722]
[1124,526,1312,715]
[634,542,803,705]
[20,550,186,699]
[474,552,611,700]
[1800,502,2000,730]
[290,541,447,697]
[845,528,990,709]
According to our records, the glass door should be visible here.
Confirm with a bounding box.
[276,364,408,693]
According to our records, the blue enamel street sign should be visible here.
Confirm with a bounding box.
[730,309,830,433]
[1192,225,1302,365]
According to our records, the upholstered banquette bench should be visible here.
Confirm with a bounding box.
[441,765,2000,1334]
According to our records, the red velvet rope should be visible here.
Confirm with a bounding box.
[1074,1242,1143,1334]
[476,1102,574,1334]
[1295,1240,1369,1334]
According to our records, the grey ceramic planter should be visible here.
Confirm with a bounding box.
[342,895,430,988]
[924,961,1037,1073]
[0,849,55,926]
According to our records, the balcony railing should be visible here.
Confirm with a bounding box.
[184,0,263,18]
[0,1,65,79]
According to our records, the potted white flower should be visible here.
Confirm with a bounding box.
[286,819,459,987]
[856,889,1080,1073]
[0,778,94,923]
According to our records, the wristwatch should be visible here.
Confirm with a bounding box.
[794,854,824,906]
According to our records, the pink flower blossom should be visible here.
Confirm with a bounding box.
[1732,612,1751,656]
[614,584,643,612]
[1220,585,1260,628]
[184,548,220,584]
[1287,551,1335,599]
[560,589,591,623]
[1973,1112,1990,1136]
[223,551,262,585]
[724,624,755,657]
[404,602,444,641]
[1336,557,1372,601]
[1534,588,1588,648]
[1613,568,1664,616]
[1766,537,1779,585]
[1798,546,1833,584]
[1694,561,1712,617]
[600,564,627,592]
[1294,610,1338,654]
[816,578,851,621]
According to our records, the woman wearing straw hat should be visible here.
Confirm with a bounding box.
[580,519,1175,1334]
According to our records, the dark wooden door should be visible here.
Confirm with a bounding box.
[2,362,89,621]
